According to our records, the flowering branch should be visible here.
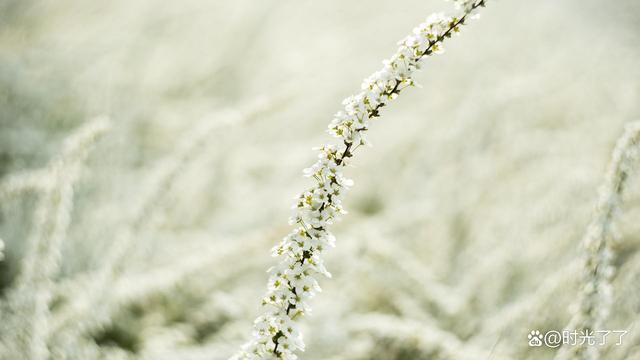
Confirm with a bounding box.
[48,95,288,349]
[233,1,488,359]
[556,121,640,360]
[0,117,110,360]
[0,169,50,201]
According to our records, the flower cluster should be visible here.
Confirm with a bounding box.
[450,0,485,12]
[233,1,487,359]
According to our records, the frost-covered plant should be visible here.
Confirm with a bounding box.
[556,121,640,360]
[0,117,110,360]
[233,1,488,359]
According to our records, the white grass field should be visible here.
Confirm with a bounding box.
[1,0,639,359]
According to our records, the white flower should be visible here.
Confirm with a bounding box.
[233,1,488,358]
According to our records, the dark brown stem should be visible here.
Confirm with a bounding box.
[271,2,487,356]
[335,0,484,165]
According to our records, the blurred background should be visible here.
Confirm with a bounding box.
[1,0,640,359]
